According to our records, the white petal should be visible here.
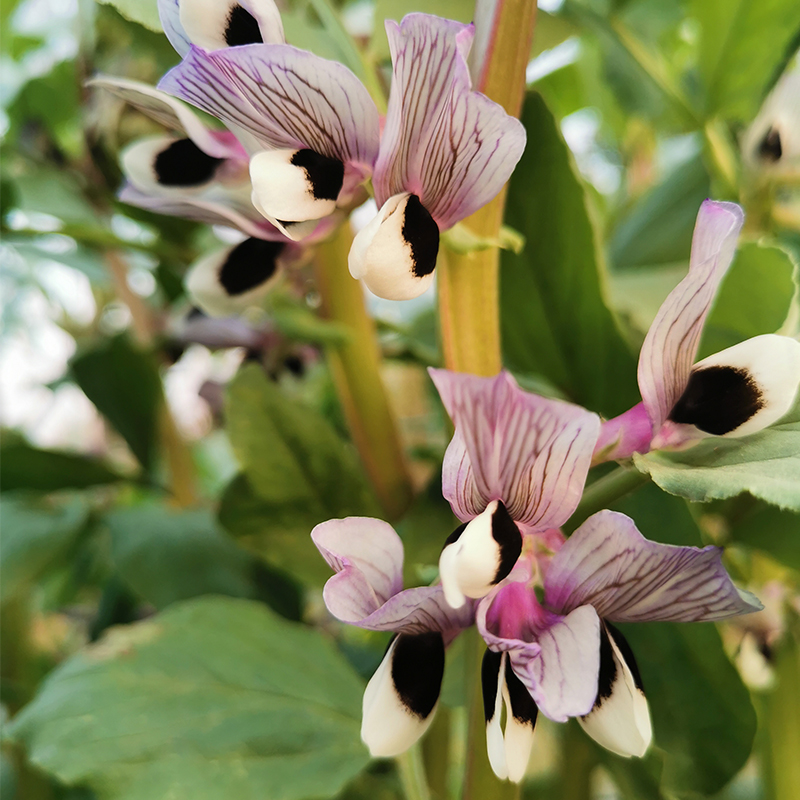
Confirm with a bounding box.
[438,501,521,609]
[121,135,223,196]
[361,633,444,758]
[185,237,283,316]
[483,650,509,781]
[250,148,341,225]
[578,625,652,758]
[668,334,800,438]
[179,0,284,51]
[348,193,439,301]
[502,691,536,784]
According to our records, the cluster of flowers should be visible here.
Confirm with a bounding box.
[95,0,525,313]
[99,0,800,783]
[313,200,800,781]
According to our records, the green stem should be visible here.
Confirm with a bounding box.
[398,745,433,800]
[314,225,413,521]
[566,466,650,532]
[559,722,597,800]
[437,0,537,377]
[421,707,450,800]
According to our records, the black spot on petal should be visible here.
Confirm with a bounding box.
[759,127,782,162]
[668,365,764,435]
[225,5,263,46]
[391,631,445,720]
[218,238,284,296]
[505,656,538,725]
[491,501,522,585]
[290,149,344,202]
[402,195,439,278]
[154,139,223,187]
[481,649,503,722]
[593,624,618,709]
[443,521,468,550]
[606,622,644,693]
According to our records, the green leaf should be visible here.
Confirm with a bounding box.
[7,597,370,800]
[106,506,302,618]
[612,486,757,795]
[218,473,334,585]
[95,0,162,32]
[699,241,797,358]
[608,151,710,270]
[694,0,800,120]
[0,440,125,493]
[501,92,640,418]
[724,498,800,571]
[0,495,88,604]
[633,404,800,511]
[71,335,163,472]
[221,366,379,583]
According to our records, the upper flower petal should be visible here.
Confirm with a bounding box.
[90,76,247,160]
[158,0,192,56]
[178,0,284,51]
[637,200,744,432]
[374,13,526,231]
[429,369,600,528]
[312,517,472,638]
[544,510,763,622]
[160,44,379,170]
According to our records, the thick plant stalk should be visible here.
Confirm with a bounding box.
[314,225,414,521]
[437,0,537,377]
[443,3,536,798]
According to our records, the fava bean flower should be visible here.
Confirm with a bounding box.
[595,200,800,461]
[92,76,305,316]
[348,15,526,300]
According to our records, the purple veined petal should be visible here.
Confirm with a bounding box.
[544,510,763,623]
[477,581,601,721]
[118,182,283,240]
[638,200,744,431]
[429,369,600,529]
[90,76,246,160]
[312,517,474,639]
[178,0,284,52]
[312,517,405,611]
[374,13,525,231]
[158,0,192,56]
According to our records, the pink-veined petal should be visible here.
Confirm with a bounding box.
[118,182,283,240]
[312,517,473,639]
[477,586,600,721]
[375,13,525,230]
[90,76,246,160]
[544,510,762,622]
[429,369,600,528]
[638,200,744,431]
[161,44,379,171]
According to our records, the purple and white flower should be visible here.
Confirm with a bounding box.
[91,76,307,316]
[595,200,800,460]
[311,517,473,757]
[159,41,380,240]
[348,15,527,300]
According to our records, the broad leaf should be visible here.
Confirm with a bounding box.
[221,367,380,584]
[106,506,302,618]
[0,440,125,493]
[694,0,800,120]
[96,0,162,32]
[0,495,88,604]
[71,335,163,472]
[501,92,639,418]
[7,597,370,800]
[633,405,800,511]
